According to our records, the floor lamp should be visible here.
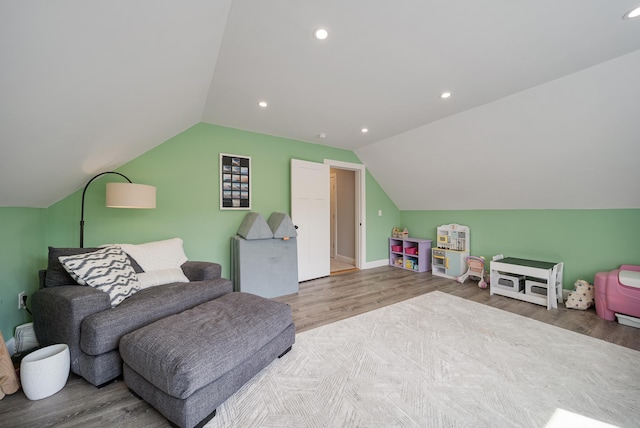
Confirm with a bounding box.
[80,172,156,247]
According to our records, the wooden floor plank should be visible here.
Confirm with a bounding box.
[1,266,638,427]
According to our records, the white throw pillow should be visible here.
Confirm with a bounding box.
[58,246,140,307]
[113,238,188,272]
[137,268,190,289]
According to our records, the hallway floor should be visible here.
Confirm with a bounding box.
[330,257,356,273]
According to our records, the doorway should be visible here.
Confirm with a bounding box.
[330,168,357,273]
[291,158,366,282]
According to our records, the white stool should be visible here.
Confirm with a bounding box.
[20,344,70,400]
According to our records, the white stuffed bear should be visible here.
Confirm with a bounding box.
[565,279,594,310]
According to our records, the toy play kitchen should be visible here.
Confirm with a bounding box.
[431,223,469,279]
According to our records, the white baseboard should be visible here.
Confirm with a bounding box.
[364,259,389,269]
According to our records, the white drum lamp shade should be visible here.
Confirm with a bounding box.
[80,172,157,247]
[20,344,70,400]
[106,183,156,208]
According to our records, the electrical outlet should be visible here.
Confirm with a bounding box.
[18,291,26,309]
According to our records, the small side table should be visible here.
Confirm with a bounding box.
[20,344,70,400]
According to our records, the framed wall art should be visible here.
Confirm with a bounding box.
[220,153,251,210]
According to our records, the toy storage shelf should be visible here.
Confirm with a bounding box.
[389,238,432,272]
[490,257,563,310]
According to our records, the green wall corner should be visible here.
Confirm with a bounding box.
[0,208,46,339]
[401,209,640,288]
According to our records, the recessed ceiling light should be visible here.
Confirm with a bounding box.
[624,6,640,19]
[441,92,452,99]
[317,133,327,139]
[257,101,268,108]
[313,28,329,40]
[361,128,369,133]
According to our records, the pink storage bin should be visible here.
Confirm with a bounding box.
[405,247,418,255]
[391,245,402,252]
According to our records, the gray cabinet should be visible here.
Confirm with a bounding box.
[230,236,298,298]
[230,211,299,298]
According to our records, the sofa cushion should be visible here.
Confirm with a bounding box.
[137,268,189,289]
[58,246,140,307]
[45,247,100,287]
[80,278,232,355]
[114,238,188,272]
[45,247,143,287]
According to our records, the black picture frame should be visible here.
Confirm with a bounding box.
[220,153,251,210]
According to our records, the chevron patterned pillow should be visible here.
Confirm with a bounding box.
[58,246,141,306]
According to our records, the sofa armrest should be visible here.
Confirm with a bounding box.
[38,270,46,289]
[620,265,640,272]
[181,261,222,281]
[31,286,111,374]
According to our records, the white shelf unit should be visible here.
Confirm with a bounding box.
[431,224,469,279]
[490,257,563,310]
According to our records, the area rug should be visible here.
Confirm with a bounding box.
[206,291,640,428]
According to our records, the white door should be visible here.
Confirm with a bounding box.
[330,172,337,258]
[291,159,330,282]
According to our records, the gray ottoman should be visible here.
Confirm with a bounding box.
[120,292,295,428]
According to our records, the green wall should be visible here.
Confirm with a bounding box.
[3,122,638,340]
[366,170,402,261]
[0,208,46,340]
[1,123,399,339]
[45,123,400,276]
[401,209,640,288]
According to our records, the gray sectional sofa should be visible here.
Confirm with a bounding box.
[32,246,233,387]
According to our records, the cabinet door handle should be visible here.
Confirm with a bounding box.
[446,257,449,269]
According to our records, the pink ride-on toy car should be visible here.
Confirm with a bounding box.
[457,256,487,289]
[594,265,640,321]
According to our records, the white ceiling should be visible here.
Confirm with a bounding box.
[2,1,640,208]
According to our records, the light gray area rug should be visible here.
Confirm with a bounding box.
[206,291,640,428]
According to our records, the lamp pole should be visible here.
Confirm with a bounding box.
[80,172,132,248]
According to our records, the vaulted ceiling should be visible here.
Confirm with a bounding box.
[2,1,640,209]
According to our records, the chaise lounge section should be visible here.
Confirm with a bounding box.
[32,241,233,387]
[121,292,295,428]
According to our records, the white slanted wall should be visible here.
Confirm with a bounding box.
[356,50,640,211]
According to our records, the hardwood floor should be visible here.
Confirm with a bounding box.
[2,266,638,427]
[278,266,640,351]
[329,257,356,274]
